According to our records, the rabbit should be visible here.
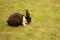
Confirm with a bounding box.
[7,10,31,27]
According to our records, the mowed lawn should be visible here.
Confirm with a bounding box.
[0,0,60,40]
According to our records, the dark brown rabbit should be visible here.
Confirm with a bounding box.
[7,10,31,27]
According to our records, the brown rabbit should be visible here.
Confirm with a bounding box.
[7,10,31,27]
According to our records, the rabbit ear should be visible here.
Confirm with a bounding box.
[26,10,30,17]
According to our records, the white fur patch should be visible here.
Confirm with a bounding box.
[22,16,27,26]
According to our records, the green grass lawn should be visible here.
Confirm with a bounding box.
[0,0,60,40]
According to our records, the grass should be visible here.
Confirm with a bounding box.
[0,0,60,40]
